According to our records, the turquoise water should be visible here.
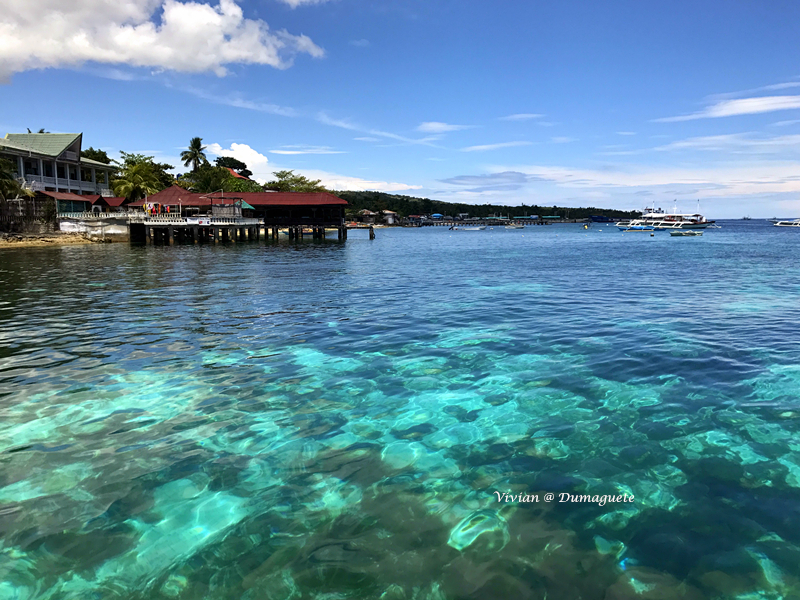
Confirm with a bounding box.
[1,221,800,599]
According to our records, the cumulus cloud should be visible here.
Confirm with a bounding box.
[0,0,324,80]
[207,142,270,180]
[416,122,471,133]
[302,169,422,192]
[656,96,800,122]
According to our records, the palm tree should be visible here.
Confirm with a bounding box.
[112,162,161,202]
[0,158,31,200]
[181,137,207,172]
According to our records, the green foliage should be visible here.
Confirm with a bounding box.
[112,162,161,202]
[334,190,640,220]
[115,152,174,190]
[178,165,263,194]
[181,137,208,172]
[215,156,252,178]
[81,147,112,164]
[265,170,328,193]
[0,157,31,200]
[41,198,57,224]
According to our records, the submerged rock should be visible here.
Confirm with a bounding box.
[447,509,509,552]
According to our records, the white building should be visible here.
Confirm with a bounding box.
[0,133,115,196]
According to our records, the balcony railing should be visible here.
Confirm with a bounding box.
[23,175,108,194]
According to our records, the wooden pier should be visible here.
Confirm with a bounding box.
[128,215,353,244]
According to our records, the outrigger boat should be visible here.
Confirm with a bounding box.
[504,224,525,229]
[670,230,703,237]
[449,225,486,231]
[772,219,800,227]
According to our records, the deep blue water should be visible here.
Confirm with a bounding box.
[1,220,800,599]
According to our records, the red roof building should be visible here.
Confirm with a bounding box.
[128,186,347,227]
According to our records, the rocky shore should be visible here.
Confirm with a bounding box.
[0,232,98,248]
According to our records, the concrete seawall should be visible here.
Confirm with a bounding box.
[58,215,130,242]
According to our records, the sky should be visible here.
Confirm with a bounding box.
[2,0,800,217]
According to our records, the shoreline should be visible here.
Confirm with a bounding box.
[0,232,98,248]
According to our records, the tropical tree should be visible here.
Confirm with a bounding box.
[264,170,328,193]
[0,158,31,200]
[115,152,174,189]
[215,156,252,178]
[181,137,207,172]
[112,162,161,202]
[179,164,263,194]
[81,147,112,164]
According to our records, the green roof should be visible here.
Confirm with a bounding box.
[80,156,114,168]
[3,133,81,157]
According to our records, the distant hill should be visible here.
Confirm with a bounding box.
[333,190,640,220]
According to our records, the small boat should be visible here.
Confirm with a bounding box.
[670,230,703,237]
[450,226,486,231]
[504,224,525,229]
[773,219,800,227]
[619,225,654,232]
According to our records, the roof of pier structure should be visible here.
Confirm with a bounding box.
[129,186,348,208]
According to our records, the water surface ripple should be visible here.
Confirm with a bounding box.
[1,220,800,599]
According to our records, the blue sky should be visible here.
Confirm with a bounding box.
[2,0,800,217]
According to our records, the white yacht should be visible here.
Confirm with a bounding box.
[772,219,800,227]
[617,205,715,231]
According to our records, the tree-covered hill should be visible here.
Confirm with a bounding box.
[333,190,640,220]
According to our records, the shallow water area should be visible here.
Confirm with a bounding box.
[1,220,800,599]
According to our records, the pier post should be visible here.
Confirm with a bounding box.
[193,226,198,244]
[167,226,174,245]
[369,226,375,240]
[145,226,151,244]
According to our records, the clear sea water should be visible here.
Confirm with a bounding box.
[1,220,800,600]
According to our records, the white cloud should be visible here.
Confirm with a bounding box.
[349,39,370,47]
[772,119,800,127]
[551,136,577,143]
[416,122,471,133]
[207,142,270,180]
[499,113,544,121]
[278,0,332,7]
[655,133,800,153]
[460,141,532,152]
[354,137,380,142]
[183,87,298,116]
[616,131,636,136]
[656,96,800,122]
[490,162,800,198]
[0,0,324,80]
[317,112,441,146]
[302,169,422,192]
[269,145,345,155]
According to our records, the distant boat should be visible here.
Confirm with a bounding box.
[450,225,486,231]
[504,224,525,229]
[670,230,703,237]
[773,219,800,227]
[619,224,655,232]
[742,216,751,220]
[617,206,715,230]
